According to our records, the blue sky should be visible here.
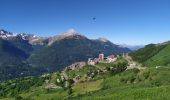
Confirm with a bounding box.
[0,0,170,45]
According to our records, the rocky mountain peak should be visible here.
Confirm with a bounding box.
[60,28,80,37]
[0,29,13,35]
[66,28,77,34]
[16,33,36,40]
[97,38,109,42]
[48,29,86,45]
[0,29,14,39]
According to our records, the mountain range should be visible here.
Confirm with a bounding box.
[0,29,130,81]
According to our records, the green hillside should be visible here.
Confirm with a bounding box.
[0,57,127,99]
[2,67,170,100]
[129,42,170,67]
[1,56,170,100]
[144,44,170,67]
[71,68,170,100]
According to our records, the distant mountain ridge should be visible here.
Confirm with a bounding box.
[118,44,144,51]
[0,28,131,81]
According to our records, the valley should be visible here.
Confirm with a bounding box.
[1,47,170,100]
[0,0,169,99]
[1,29,170,100]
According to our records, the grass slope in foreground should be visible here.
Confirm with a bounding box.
[70,67,170,100]
[1,56,170,100]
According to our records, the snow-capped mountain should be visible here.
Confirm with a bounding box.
[0,29,47,45]
[0,29,15,39]
[16,33,36,40]
[0,29,35,40]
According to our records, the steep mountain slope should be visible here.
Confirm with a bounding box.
[129,41,170,67]
[8,37,33,55]
[0,30,44,81]
[28,34,130,71]
[144,43,170,67]
[0,38,31,80]
[0,38,28,63]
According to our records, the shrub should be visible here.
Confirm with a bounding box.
[15,95,24,100]
[67,88,73,95]
[151,80,162,87]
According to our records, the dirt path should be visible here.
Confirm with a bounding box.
[61,70,69,80]
[124,54,146,70]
